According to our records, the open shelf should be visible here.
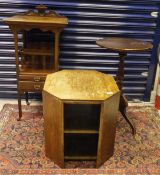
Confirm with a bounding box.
[64,134,98,158]
[64,130,99,134]
[19,67,54,75]
[19,56,55,70]
[19,48,54,56]
[64,156,97,160]
[64,104,101,131]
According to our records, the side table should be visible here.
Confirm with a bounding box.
[43,70,120,168]
[96,37,153,135]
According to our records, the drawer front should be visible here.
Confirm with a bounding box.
[18,81,44,92]
[19,75,46,82]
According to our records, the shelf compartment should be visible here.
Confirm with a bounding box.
[24,29,54,44]
[19,67,54,75]
[64,134,98,158]
[64,130,99,134]
[19,48,54,56]
[64,156,97,160]
[19,54,54,70]
[64,104,100,131]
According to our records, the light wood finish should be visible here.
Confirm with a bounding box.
[4,4,68,30]
[43,91,64,168]
[4,5,68,120]
[44,70,119,101]
[97,92,120,167]
[43,70,120,168]
[4,15,68,26]
[96,37,153,135]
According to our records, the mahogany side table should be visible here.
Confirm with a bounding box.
[96,37,153,135]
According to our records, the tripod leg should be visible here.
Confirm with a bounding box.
[25,92,30,105]
[119,94,136,135]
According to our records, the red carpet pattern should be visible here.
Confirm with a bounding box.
[0,104,159,174]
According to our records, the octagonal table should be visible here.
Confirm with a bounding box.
[43,70,120,168]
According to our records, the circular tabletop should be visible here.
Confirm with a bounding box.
[96,37,153,52]
[43,70,119,101]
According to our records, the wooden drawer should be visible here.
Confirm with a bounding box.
[19,75,46,82]
[18,81,44,92]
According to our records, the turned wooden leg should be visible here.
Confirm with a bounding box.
[17,92,22,121]
[119,94,136,135]
[25,92,30,105]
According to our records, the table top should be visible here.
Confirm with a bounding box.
[96,37,153,52]
[43,70,119,101]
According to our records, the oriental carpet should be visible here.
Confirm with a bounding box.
[0,104,159,174]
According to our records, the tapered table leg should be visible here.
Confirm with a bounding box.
[25,92,30,105]
[119,94,136,135]
[17,92,22,121]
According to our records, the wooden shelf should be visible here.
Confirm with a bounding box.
[64,130,99,134]
[64,104,100,131]
[19,67,54,75]
[64,134,98,158]
[64,156,97,160]
[19,48,54,56]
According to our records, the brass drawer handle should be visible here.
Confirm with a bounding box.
[34,76,41,82]
[34,84,41,90]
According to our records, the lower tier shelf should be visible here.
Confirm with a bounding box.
[64,130,99,134]
[19,67,54,75]
[64,156,97,160]
[64,134,98,158]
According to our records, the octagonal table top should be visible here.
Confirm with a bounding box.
[43,70,119,101]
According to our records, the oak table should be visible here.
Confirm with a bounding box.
[96,37,153,135]
[43,70,120,168]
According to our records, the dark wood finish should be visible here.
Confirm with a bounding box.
[25,92,30,105]
[96,37,153,52]
[43,70,120,168]
[64,134,98,158]
[43,91,64,168]
[4,5,68,120]
[18,81,44,91]
[119,94,136,135]
[96,37,153,135]
[64,156,97,160]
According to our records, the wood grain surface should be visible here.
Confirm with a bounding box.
[44,70,119,101]
[96,37,153,52]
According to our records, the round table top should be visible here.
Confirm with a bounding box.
[43,70,119,101]
[96,37,153,52]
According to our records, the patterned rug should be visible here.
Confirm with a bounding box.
[0,104,159,175]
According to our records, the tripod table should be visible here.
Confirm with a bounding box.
[96,37,153,135]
